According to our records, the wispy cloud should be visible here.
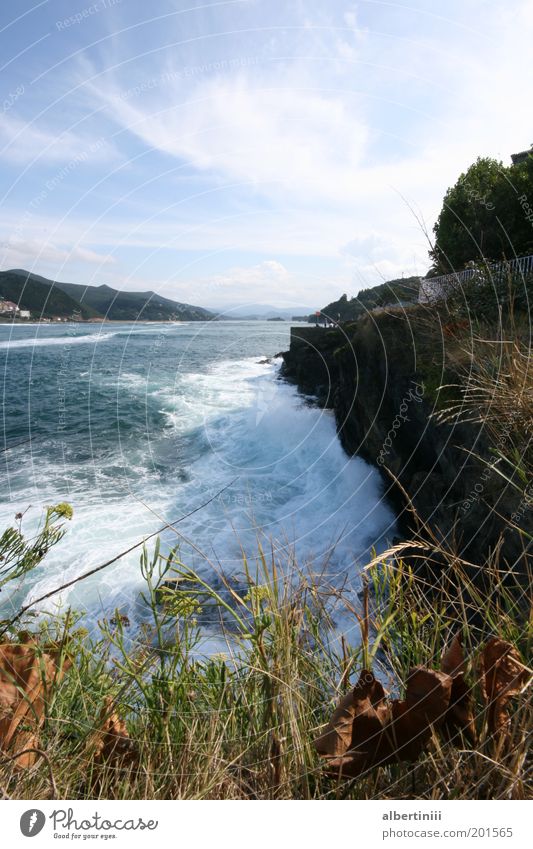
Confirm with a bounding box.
[1,238,116,269]
[86,72,370,204]
[0,0,531,304]
[0,114,116,166]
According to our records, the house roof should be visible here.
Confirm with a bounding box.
[511,145,533,165]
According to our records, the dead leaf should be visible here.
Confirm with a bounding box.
[314,670,388,759]
[444,674,477,744]
[314,636,529,780]
[402,667,452,725]
[441,634,466,677]
[479,638,530,737]
[88,697,137,768]
[315,667,453,778]
[385,667,453,762]
[440,635,476,743]
[0,641,71,768]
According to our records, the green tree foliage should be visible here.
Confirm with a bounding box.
[319,276,420,322]
[430,155,533,274]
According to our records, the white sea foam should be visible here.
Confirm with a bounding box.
[0,350,396,642]
[0,330,120,349]
[0,321,189,350]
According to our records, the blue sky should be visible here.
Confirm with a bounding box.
[0,0,531,308]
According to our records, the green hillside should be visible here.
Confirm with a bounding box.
[5,270,213,321]
[319,275,420,322]
[0,271,99,319]
[51,280,213,321]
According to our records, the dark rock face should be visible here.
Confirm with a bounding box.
[280,325,345,404]
[281,316,529,574]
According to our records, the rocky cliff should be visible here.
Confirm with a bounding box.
[282,311,529,575]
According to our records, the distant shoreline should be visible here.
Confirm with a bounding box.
[0,317,302,325]
[0,317,203,325]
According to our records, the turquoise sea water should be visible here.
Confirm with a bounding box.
[0,320,395,637]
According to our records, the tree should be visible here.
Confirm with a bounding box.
[430,155,533,274]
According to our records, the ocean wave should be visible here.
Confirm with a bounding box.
[0,330,121,350]
[0,327,396,637]
[0,321,191,351]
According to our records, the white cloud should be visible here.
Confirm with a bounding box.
[1,238,116,269]
[0,114,116,166]
[209,259,290,290]
[86,72,370,204]
[344,10,358,29]
[76,1,533,286]
[166,259,347,308]
[185,259,293,306]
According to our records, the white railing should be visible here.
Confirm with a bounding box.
[419,253,533,302]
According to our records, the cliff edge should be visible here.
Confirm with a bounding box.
[282,309,530,575]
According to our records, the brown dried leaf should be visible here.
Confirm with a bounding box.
[441,634,465,677]
[315,667,453,778]
[439,634,476,743]
[442,674,477,744]
[385,668,453,762]
[0,642,71,768]
[314,670,388,759]
[315,637,529,779]
[403,667,452,725]
[88,697,137,767]
[479,638,530,737]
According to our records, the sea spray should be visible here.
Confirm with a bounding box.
[0,321,396,637]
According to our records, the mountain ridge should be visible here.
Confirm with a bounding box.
[0,270,100,319]
[3,270,213,321]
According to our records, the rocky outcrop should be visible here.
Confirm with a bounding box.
[282,313,530,575]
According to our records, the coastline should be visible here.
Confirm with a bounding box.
[281,313,531,579]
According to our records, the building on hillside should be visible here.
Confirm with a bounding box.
[511,144,533,165]
[0,299,21,316]
[19,310,31,319]
[418,277,445,303]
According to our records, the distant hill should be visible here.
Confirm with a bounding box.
[213,303,313,320]
[4,270,213,321]
[319,276,420,322]
[0,271,99,319]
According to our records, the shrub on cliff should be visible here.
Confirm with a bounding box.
[320,276,420,322]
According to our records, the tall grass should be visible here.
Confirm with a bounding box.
[0,532,530,800]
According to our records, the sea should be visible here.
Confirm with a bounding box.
[0,320,396,645]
